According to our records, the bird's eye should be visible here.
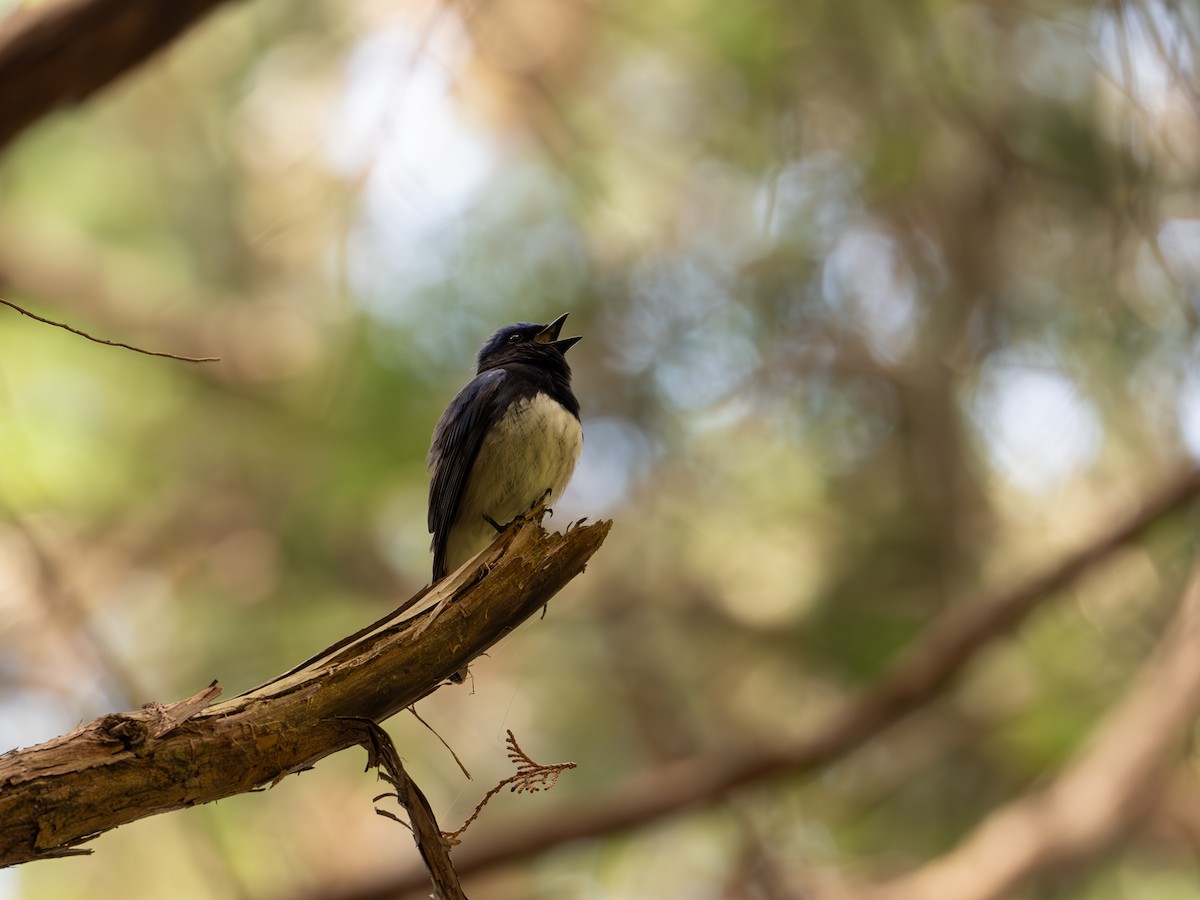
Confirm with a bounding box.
[508,333,523,344]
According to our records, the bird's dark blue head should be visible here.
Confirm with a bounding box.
[476,312,582,375]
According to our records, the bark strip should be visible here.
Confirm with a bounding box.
[0,512,611,867]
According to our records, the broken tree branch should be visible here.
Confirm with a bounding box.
[0,511,611,867]
[319,466,1200,900]
[0,0,240,152]
[348,718,466,900]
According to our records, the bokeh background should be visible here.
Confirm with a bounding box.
[3,0,1200,897]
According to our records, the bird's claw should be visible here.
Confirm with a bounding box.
[528,488,553,517]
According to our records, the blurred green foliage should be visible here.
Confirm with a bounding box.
[3,0,1200,897]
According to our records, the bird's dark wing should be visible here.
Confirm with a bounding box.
[427,367,507,581]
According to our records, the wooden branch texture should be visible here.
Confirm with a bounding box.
[0,0,239,152]
[350,719,467,900]
[0,513,611,867]
[328,467,1200,900]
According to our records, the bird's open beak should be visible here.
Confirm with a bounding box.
[535,312,582,352]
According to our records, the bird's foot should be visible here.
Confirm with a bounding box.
[483,514,504,533]
[526,488,554,519]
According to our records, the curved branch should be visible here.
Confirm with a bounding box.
[0,296,219,362]
[858,558,1200,900]
[0,513,611,866]
[319,467,1200,900]
[0,0,239,152]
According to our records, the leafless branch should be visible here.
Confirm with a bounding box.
[0,296,219,363]
[0,0,240,152]
[348,718,466,900]
[307,467,1200,900]
[0,512,611,868]
[851,557,1200,900]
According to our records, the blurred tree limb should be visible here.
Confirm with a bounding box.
[327,468,1200,900]
[0,512,611,872]
[0,0,240,152]
[852,556,1200,900]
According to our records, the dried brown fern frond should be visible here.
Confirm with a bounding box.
[443,730,577,844]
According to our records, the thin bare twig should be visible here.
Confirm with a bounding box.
[345,718,466,900]
[408,706,472,780]
[0,296,219,363]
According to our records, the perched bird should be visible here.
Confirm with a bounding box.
[427,313,583,582]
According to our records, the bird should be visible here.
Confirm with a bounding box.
[427,312,583,583]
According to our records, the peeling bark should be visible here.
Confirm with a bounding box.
[0,512,611,867]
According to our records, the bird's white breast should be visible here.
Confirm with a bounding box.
[445,393,583,574]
